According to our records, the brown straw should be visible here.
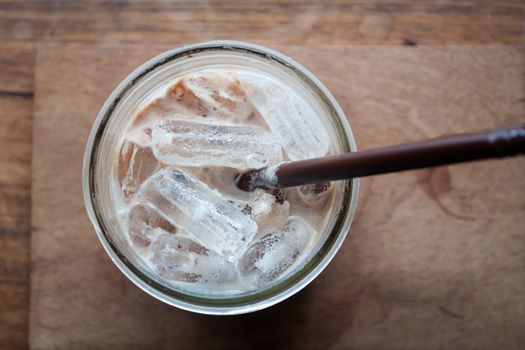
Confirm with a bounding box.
[236,125,525,191]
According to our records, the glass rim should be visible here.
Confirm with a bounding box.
[82,40,360,315]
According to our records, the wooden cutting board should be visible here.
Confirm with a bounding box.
[30,44,525,350]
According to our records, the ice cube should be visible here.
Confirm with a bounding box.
[125,125,153,147]
[238,217,314,287]
[240,73,330,160]
[151,234,236,284]
[297,182,331,203]
[151,119,283,168]
[127,204,176,248]
[251,190,289,234]
[140,167,258,262]
[131,71,258,127]
[117,140,158,200]
[183,70,257,122]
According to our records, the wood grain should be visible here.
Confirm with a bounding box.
[0,42,34,94]
[0,94,32,350]
[30,44,525,350]
[1,1,525,348]
[1,1,524,45]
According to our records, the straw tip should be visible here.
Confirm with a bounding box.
[235,166,279,192]
[235,169,259,192]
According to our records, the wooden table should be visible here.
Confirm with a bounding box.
[1,1,524,349]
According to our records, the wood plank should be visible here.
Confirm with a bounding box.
[0,43,34,94]
[0,95,32,350]
[30,44,525,349]
[0,1,524,45]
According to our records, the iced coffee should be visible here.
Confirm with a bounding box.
[114,68,340,293]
